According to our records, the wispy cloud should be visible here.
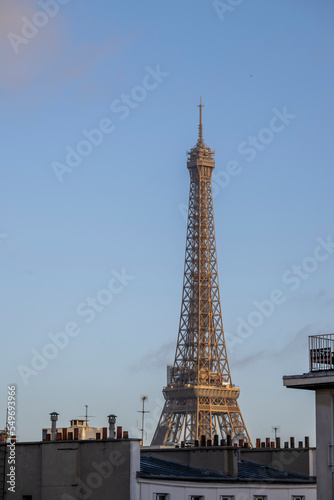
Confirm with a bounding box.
[131,341,175,372]
[0,0,66,90]
[231,324,323,369]
[0,1,35,36]
[289,289,334,308]
[64,35,137,83]
[132,320,334,374]
[0,0,137,93]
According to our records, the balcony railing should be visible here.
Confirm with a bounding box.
[309,334,334,371]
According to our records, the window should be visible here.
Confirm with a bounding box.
[221,496,235,500]
[253,497,267,500]
[292,497,305,500]
[154,495,170,500]
[22,497,32,500]
[189,497,204,500]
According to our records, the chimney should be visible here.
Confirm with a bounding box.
[107,414,117,439]
[50,412,59,441]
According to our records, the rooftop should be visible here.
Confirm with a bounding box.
[139,455,315,484]
[283,334,334,390]
[283,369,334,390]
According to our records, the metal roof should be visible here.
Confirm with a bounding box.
[140,455,227,480]
[139,455,315,484]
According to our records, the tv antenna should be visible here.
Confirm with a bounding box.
[137,396,150,445]
[272,426,280,440]
[78,405,95,426]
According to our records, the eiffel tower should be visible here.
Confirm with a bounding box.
[151,102,252,446]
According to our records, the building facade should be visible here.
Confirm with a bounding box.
[284,333,334,500]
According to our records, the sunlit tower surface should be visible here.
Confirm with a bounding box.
[152,103,252,446]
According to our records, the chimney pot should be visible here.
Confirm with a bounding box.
[107,414,117,439]
[50,412,59,441]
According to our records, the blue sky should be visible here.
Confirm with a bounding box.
[1,0,334,444]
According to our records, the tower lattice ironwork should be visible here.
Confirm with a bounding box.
[151,102,252,446]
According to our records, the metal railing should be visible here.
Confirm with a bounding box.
[309,334,334,371]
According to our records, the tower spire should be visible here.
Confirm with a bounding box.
[198,97,204,145]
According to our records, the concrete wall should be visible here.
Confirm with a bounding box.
[139,478,317,500]
[316,388,334,500]
[241,447,316,476]
[3,442,42,499]
[1,439,140,500]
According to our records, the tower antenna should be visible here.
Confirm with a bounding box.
[197,97,204,145]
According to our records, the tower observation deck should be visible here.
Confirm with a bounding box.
[151,103,252,446]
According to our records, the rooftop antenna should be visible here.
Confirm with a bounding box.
[78,405,95,427]
[137,396,150,445]
[272,426,280,440]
